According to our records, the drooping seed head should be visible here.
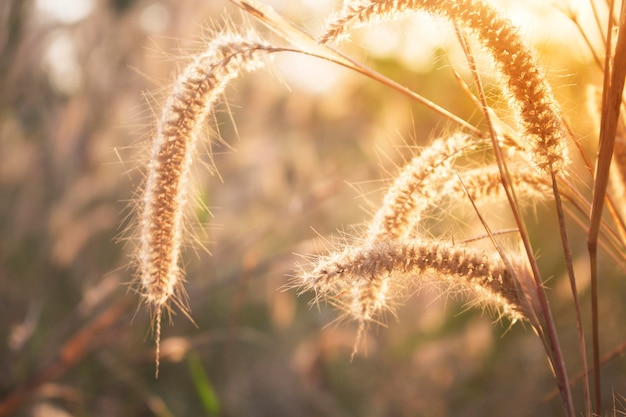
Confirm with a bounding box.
[320,0,569,172]
[136,29,274,374]
[300,238,529,328]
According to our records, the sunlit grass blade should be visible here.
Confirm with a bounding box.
[187,351,221,416]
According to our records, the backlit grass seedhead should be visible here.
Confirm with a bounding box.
[320,0,569,172]
[137,29,272,374]
[300,238,529,333]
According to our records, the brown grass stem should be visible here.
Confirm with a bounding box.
[543,339,626,403]
[588,1,626,413]
[455,27,576,416]
[551,169,592,417]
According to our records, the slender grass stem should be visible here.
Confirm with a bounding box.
[588,1,626,413]
[456,27,575,416]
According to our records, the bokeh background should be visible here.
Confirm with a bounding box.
[1,0,624,416]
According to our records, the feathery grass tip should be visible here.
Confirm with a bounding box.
[137,29,272,374]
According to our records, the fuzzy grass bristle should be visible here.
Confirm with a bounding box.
[320,0,570,172]
[299,238,529,332]
[366,133,482,242]
[137,29,274,374]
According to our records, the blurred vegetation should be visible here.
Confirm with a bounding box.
[0,0,624,416]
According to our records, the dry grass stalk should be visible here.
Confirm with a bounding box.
[137,29,272,374]
[320,0,569,172]
[128,0,625,414]
[299,237,533,353]
[587,2,626,412]
[366,133,481,242]
[366,133,548,243]
[297,128,550,346]
[338,127,548,340]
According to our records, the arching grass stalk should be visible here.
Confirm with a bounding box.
[453,25,577,415]
[137,30,283,375]
[299,238,534,356]
[320,0,569,172]
[136,11,483,376]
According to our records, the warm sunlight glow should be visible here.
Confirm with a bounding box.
[35,0,95,24]
[43,32,82,95]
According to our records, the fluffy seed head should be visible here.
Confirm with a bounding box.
[136,29,273,374]
[366,133,481,242]
[139,30,271,308]
[320,0,569,172]
[300,238,529,327]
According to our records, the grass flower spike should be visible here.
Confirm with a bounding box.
[138,29,272,373]
[321,0,569,172]
[300,237,532,355]
[366,133,480,241]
